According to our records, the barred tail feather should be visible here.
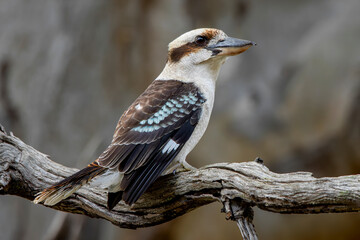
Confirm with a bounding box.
[33,162,105,206]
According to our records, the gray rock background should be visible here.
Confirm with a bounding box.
[0,0,359,239]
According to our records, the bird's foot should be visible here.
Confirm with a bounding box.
[164,161,197,176]
[172,162,196,175]
[181,161,196,171]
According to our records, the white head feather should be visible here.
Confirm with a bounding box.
[157,28,229,84]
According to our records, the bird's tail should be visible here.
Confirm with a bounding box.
[33,161,105,206]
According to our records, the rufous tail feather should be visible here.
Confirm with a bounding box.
[33,161,105,206]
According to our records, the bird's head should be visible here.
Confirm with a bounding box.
[167,28,255,64]
[158,28,255,83]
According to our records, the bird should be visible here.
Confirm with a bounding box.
[33,28,255,210]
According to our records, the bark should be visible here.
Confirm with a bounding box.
[1,125,360,237]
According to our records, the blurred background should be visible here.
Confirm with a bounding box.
[0,0,359,239]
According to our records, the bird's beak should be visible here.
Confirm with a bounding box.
[208,37,256,56]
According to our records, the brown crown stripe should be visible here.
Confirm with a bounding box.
[202,29,220,40]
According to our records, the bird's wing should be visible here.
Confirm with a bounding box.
[97,80,206,204]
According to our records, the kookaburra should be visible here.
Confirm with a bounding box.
[34,28,255,210]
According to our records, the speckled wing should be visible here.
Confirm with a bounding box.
[97,80,206,205]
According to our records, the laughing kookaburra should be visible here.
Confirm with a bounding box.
[34,28,255,210]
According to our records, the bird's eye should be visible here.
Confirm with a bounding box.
[195,36,208,45]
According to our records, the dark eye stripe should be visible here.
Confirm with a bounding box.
[168,29,220,63]
[168,43,198,63]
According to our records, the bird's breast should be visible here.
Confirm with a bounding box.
[174,80,215,164]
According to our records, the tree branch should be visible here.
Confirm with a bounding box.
[1,126,360,233]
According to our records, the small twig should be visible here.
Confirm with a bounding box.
[0,124,5,134]
[222,199,258,240]
[234,202,257,240]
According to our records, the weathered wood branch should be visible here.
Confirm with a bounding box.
[1,126,360,233]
